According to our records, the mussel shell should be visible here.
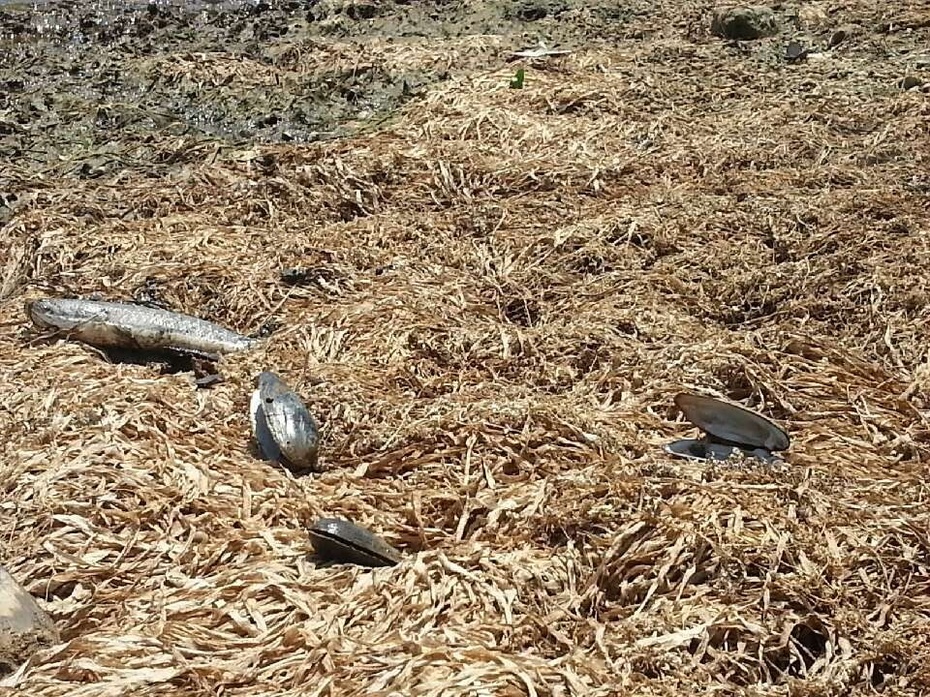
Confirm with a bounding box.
[664,438,780,464]
[308,518,402,567]
[251,371,320,471]
[674,392,790,451]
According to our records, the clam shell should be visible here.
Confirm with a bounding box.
[308,518,402,567]
[250,371,320,471]
[663,438,780,464]
[674,392,790,451]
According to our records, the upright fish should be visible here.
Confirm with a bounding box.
[27,297,259,359]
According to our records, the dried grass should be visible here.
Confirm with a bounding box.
[2,1,930,695]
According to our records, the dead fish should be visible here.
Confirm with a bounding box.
[249,371,321,472]
[26,297,258,359]
[664,392,790,463]
[194,373,225,389]
[308,518,402,567]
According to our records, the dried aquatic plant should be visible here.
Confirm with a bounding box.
[2,0,930,695]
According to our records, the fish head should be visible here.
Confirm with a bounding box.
[25,298,58,328]
[26,297,103,330]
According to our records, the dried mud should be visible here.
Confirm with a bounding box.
[0,0,652,179]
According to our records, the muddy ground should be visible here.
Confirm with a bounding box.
[1,1,924,181]
[2,1,925,194]
[0,0,650,183]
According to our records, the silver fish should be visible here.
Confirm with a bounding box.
[308,518,402,567]
[26,297,258,358]
[250,371,321,472]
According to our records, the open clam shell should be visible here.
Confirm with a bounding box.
[249,371,321,472]
[308,518,402,568]
[674,392,790,452]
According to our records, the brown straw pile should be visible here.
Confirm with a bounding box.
[2,1,929,695]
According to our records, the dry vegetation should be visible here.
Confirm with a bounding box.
[1,0,930,695]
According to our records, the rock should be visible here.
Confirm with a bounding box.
[0,566,59,675]
[711,6,779,40]
[899,75,923,90]
[510,0,566,22]
[828,25,857,48]
[796,5,829,29]
[785,40,808,62]
[345,2,378,20]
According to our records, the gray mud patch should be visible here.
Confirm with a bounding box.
[307,0,651,41]
[0,0,652,179]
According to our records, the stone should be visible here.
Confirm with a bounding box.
[797,5,829,29]
[711,6,779,41]
[0,566,59,675]
[899,75,923,90]
[785,40,808,62]
[828,25,858,48]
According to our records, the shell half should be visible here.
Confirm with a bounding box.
[308,517,402,567]
[663,438,780,464]
[249,388,283,462]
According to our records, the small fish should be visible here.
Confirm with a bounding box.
[250,371,321,472]
[194,373,225,389]
[510,47,572,59]
[308,518,402,567]
[27,297,258,359]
